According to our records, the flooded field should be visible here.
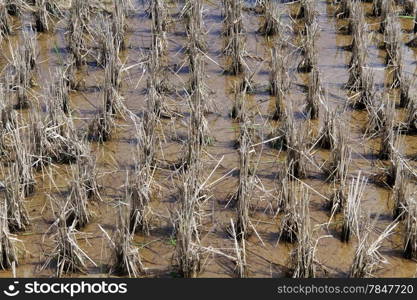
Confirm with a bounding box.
[0,0,417,278]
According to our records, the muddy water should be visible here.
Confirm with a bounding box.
[1,0,417,278]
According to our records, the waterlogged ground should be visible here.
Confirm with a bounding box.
[1,0,417,277]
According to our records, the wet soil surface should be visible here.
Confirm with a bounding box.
[1,0,417,278]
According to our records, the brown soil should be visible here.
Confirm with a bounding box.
[1,0,417,278]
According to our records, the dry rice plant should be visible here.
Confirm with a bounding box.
[363,93,384,137]
[42,215,93,277]
[88,111,115,142]
[286,113,310,179]
[234,117,255,240]
[324,125,351,183]
[112,0,127,51]
[347,1,366,48]
[9,39,34,109]
[279,180,309,244]
[150,0,167,57]
[349,220,398,278]
[64,183,91,229]
[316,108,338,150]
[270,45,289,120]
[74,143,100,201]
[335,0,352,19]
[63,162,96,228]
[0,201,19,270]
[48,67,70,115]
[225,28,246,75]
[0,1,11,36]
[231,85,245,121]
[67,0,89,67]
[5,0,21,16]
[403,0,416,16]
[223,0,243,37]
[290,189,317,278]
[372,0,386,17]
[183,0,206,51]
[126,165,153,235]
[340,174,366,242]
[103,54,124,116]
[385,150,403,188]
[305,67,322,119]
[172,165,205,278]
[384,14,401,66]
[392,167,409,220]
[378,1,394,33]
[296,0,316,26]
[351,68,375,110]
[378,99,397,160]
[399,73,412,108]
[297,22,318,73]
[258,1,281,36]
[100,208,145,277]
[34,0,51,32]
[403,197,417,259]
[189,46,213,114]
[3,164,30,232]
[229,219,248,278]
[404,96,417,134]
[11,129,36,197]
